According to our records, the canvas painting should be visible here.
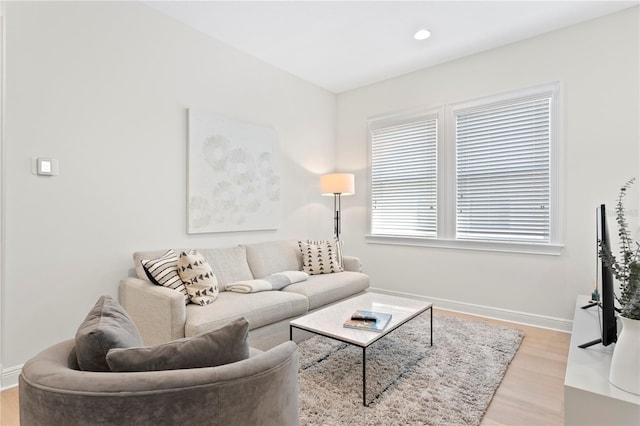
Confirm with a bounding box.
[187,109,280,233]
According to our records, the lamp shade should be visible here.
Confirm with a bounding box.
[321,173,355,196]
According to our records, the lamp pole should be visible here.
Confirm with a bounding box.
[334,192,342,240]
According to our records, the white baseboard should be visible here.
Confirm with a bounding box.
[370,287,573,333]
[1,363,22,390]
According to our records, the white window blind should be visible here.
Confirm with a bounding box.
[455,94,552,243]
[370,115,438,237]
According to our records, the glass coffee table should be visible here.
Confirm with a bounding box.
[289,292,433,406]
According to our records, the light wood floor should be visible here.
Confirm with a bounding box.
[0,309,570,426]
[450,310,571,426]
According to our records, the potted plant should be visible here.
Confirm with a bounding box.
[599,178,640,395]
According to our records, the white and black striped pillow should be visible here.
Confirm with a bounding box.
[141,250,189,304]
[298,239,344,275]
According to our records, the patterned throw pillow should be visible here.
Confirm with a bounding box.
[140,250,189,304]
[306,239,343,267]
[177,250,219,306]
[298,239,344,275]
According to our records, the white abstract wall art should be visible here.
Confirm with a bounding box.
[187,109,280,233]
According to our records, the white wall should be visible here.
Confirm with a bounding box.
[336,7,639,328]
[1,1,336,376]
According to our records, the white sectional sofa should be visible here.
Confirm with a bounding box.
[119,240,369,350]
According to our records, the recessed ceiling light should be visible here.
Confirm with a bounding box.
[414,29,431,41]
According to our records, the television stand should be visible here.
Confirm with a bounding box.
[581,301,600,309]
[578,302,604,348]
[578,337,603,349]
[564,296,639,425]
[579,300,622,313]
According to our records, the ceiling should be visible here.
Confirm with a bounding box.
[144,1,639,93]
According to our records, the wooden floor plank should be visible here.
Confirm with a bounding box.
[1,386,19,426]
[0,309,571,426]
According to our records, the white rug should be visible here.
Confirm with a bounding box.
[298,312,524,425]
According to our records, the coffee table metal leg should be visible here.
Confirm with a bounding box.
[291,301,433,407]
[362,347,367,406]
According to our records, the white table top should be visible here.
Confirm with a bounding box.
[290,292,432,347]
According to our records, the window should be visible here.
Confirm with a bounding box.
[454,92,553,243]
[369,113,438,237]
[367,83,561,254]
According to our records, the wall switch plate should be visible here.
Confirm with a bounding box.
[39,158,52,174]
[32,157,59,176]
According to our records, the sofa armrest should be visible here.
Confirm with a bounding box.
[119,277,186,345]
[342,255,362,272]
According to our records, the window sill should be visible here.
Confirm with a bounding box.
[365,234,564,256]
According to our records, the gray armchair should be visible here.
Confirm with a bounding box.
[19,339,299,426]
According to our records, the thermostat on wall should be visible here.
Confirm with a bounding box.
[32,157,59,176]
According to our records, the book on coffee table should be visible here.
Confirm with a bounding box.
[343,310,392,332]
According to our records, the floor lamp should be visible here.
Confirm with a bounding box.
[321,173,355,240]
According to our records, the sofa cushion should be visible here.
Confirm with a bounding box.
[184,291,308,337]
[75,295,144,372]
[197,247,254,291]
[298,239,343,275]
[177,250,219,305]
[243,240,302,278]
[282,271,370,310]
[106,318,249,372]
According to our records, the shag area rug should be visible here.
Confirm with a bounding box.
[298,312,524,426]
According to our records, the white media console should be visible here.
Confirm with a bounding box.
[564,295,640,425]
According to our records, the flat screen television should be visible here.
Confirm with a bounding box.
[579,204,617,348]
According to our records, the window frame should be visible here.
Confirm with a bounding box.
[368,108,441,239]
[365,83,563,255]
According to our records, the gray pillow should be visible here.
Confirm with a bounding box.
[106,317,250,372]
[75,295,144,372]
